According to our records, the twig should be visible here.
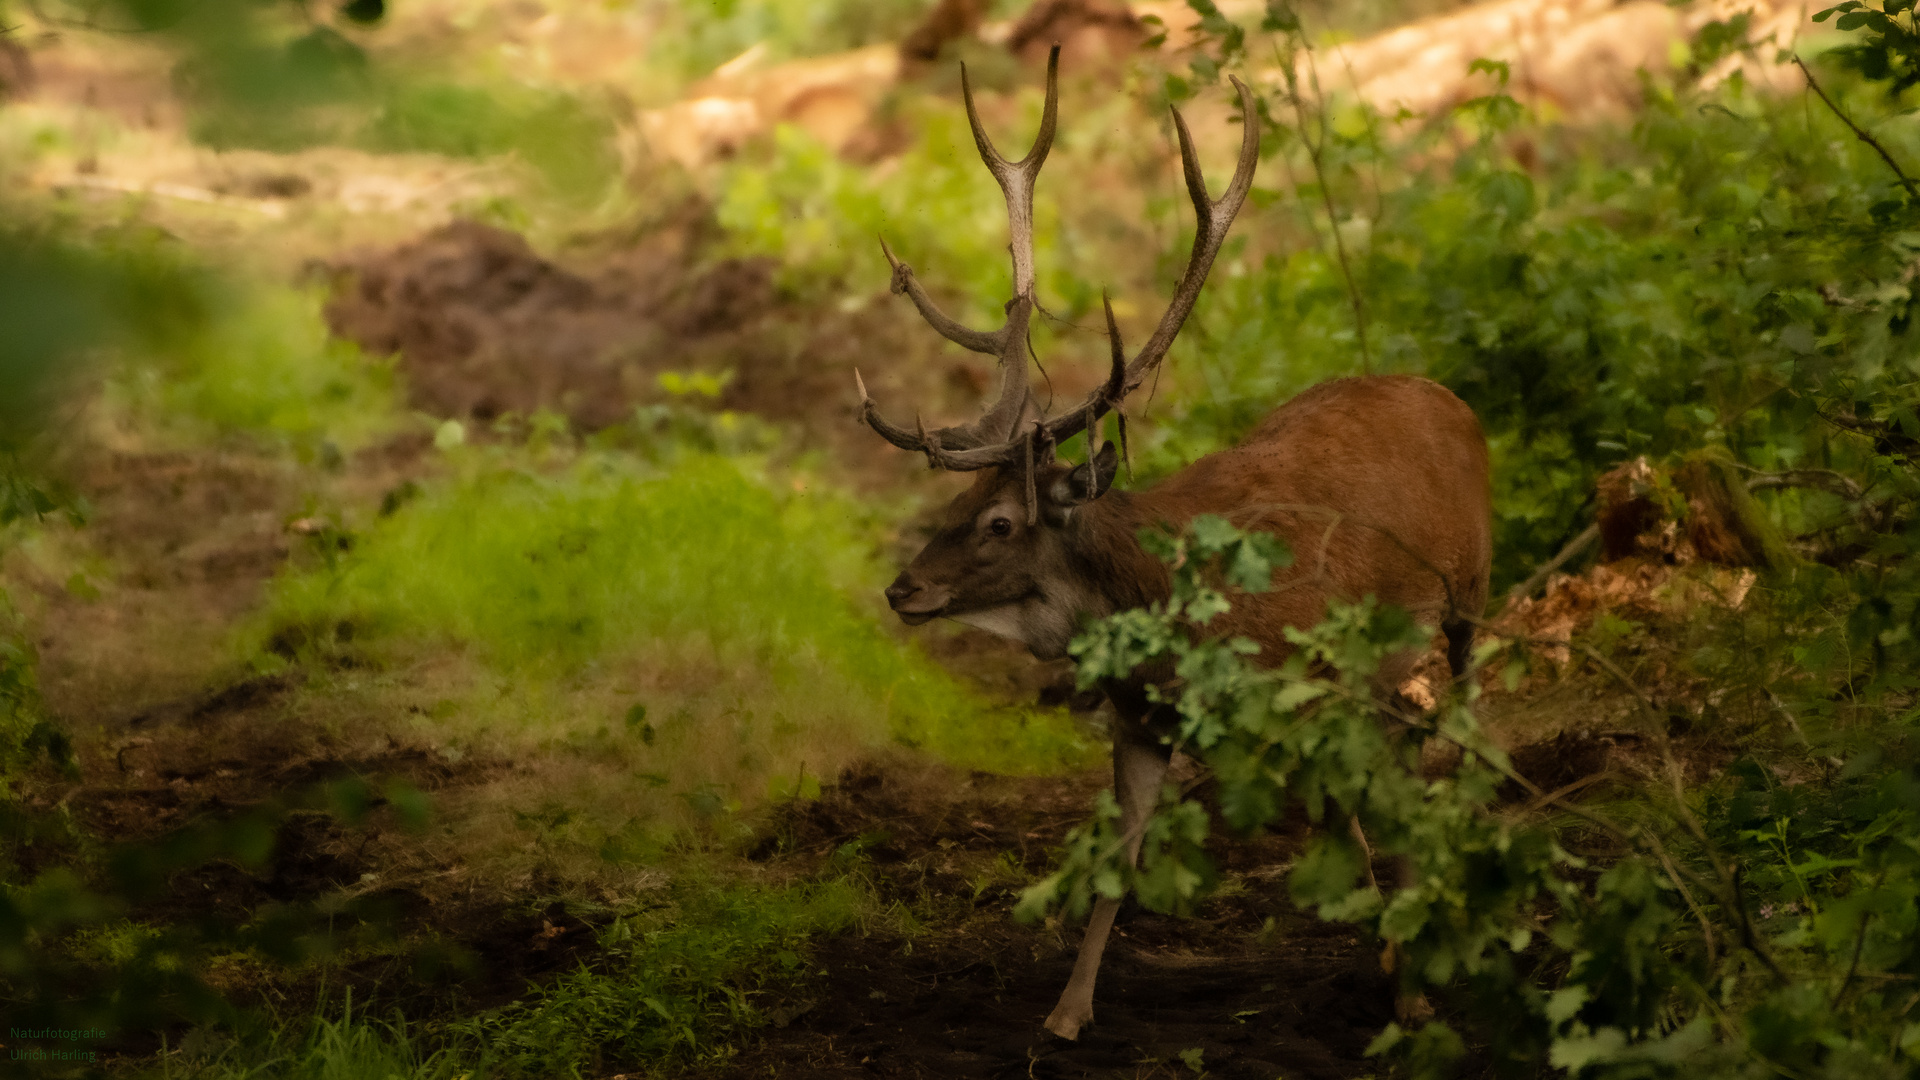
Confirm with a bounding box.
[1642,824,1719,970]
[1731,862,1792,983]
[1739,466,1864,501]
[1835,908,1873,1006]
[1281,47,1372,374]
[1501,523,1600,612]
[1813,405,1920,455]
[1793,55,1920,199]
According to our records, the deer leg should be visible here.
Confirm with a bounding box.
[1443,617,1474,683]
[1350,813,1433,1022]
[1348,813,1380,892]
[1043,716,1171,1040]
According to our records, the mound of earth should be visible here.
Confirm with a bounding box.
[321,219,1119,490]
[323,219,779,429]
[323,220,1038,452]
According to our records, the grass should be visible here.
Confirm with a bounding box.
[148,873,890,1080]
[456,875,887,1075]
[154,988,472,1080]
[250,446,1090,832]
[107,283,399,455]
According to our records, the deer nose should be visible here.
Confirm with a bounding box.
[884,574,921,608]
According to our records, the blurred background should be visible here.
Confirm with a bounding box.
[5,0,1920,1074]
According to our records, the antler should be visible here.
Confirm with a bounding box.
[854,46,1059,467]
[855,48,1260,490]
[1031,73,1261,450]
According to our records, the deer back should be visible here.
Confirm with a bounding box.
[1123,374,1492,678]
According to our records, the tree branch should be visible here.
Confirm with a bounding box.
[1500,523,1600,612]
[1793,55,1920,199]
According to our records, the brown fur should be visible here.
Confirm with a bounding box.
[890,374,1492,688]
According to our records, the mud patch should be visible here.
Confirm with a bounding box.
[323,220,765,429]
[732,915,1389,1079]
[736,758,1395,1080]
[320,219,1114,485]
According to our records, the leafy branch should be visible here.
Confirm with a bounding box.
[1790,53,1919,199]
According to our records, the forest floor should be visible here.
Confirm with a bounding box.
[10,379,1688,1077]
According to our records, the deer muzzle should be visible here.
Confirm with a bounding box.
[885,572,948,625]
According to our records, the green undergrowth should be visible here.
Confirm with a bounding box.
[106,283,398,456]
[252,446,1089,795]
[453,874,886,1075]
[1028,515,1920,1078]
[157,874,886,1080]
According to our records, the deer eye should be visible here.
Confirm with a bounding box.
[988,517,1013,538]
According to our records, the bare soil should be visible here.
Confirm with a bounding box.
[319,217,1113,489]
[725,760,1399,1080]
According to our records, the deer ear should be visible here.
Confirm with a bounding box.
[1048,440,1119,513]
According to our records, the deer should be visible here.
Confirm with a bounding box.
[855,46,1493,1041]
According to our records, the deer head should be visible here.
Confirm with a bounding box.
[860,46,1260,656]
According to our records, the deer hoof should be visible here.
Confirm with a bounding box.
[1043,1003,1091,1041]
[1395,991,1435,1026]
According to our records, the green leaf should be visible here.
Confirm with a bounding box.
[1363,1022,1406,1056]
[1188,513,1240,553]
[1545,985,1589,1024]
[1549,1027,1630,1072]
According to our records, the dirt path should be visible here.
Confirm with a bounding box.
[724,762,1392,1080]
[731,915,1389,1079]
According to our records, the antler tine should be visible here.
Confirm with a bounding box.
[1122,75,1261,389]
[961,44,1060,299]
[1101,290,1126,400]
[1028,86,1261,450]
[878,236,1005,356]
[864,40,1058,459]
[854,368,934,453]
[852,367,1032,470]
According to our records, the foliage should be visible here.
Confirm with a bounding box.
[1022,509,1920,1077]
[187,66,620,201]
[0,777,434,1068]
[1128,2,1920,592]
[109,284,397,454]
[0,224,211,448]
[169,991,473,1080]
[1815,0,1920,95]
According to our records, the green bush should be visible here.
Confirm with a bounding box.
[1108,12,1920,589]
[1026,515,1920,1078]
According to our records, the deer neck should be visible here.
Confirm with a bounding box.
[1059,488,1179,622]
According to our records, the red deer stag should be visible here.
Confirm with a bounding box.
[857,47,1493,1040]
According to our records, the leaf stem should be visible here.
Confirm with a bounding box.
[1792,55,1920,199]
